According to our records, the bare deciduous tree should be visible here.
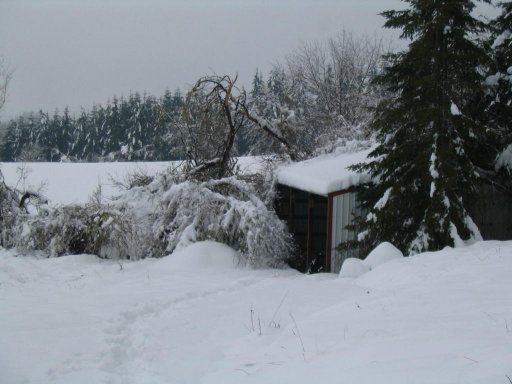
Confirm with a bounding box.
[175,74,298,179]
[245,31,388,158]
[289,31,386,124]
[0,57,13,113]
[174,74,245,179]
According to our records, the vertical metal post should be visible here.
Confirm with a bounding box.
[306,193,313,271]
[325,193,333,273]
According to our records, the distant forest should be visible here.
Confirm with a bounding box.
[0,90,185,162]
[0,32,384,162]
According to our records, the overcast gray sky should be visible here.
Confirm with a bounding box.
[0,0,497,118]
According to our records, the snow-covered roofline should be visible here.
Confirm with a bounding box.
[277,147,372,196]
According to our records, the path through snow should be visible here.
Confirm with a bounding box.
[1,241,511,383]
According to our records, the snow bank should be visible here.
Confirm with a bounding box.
[205,241,512,384]
[162,241,241,272]
[339,257,370,278]
[277,147,372,196]
[357,241,509,290]
[363,241,403,270]
[2,241,512,383]
[339,242,403,278]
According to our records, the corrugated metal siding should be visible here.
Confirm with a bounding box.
[331,191,360,273]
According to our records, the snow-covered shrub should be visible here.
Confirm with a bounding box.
[0,170,20,247]
[6,161,293,268]
[14,204,142,259]
[151,176,294,267]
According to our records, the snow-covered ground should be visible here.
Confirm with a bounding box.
[0,157,263,205]
[1,241,511,383]
[1,161,511,383]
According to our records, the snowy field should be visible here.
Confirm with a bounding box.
[1,162,512,383]
[0,158,263,205]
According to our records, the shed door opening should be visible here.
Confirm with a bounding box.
[275,185,327,273]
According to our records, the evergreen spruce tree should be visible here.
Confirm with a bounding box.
[250,69,264,99]
[37,111,52,161]
[104,97,122,157]
[82,104,101,159]
[58,107,73,159]
[72,110,91,160]
[1,118,24,161]
[354,0,490,255]
[488,2,512,175]
[47,111,62,161]
[155,89,182,160]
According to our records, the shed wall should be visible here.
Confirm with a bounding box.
[330,191,361,273]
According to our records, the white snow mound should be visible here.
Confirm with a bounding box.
[339,257,370,278]
[364,242,403,270]
[164,241,241,271]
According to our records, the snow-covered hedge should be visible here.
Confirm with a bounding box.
[14,204,142,259]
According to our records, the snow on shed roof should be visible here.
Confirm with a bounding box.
[277,147,372,196]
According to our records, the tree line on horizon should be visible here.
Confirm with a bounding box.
[0,31,385,162]
[0,90,185,162]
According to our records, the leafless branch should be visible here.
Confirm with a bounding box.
[238,102,297,161]
[0,57,13,113]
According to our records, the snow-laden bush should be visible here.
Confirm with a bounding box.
[14,204,143,259]
[142,175,294,268]
[0,170,20,247]
[107,166,293,267]
[6,163,293,268]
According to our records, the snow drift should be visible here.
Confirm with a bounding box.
[1,241,512,383]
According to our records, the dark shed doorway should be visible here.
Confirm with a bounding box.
[275,184,327,273]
